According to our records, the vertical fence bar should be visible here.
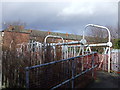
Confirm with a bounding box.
[71,58,75,89]
[67,45,68,59]
[104,54,106,71]
[74,46,75,57]
[81,46,84,71]
[92,53,94,77]
[0,32,3,89]
[108,47,111,73]
[25,67,29,89]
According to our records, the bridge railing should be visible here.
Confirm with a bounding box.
[25,52,99,89]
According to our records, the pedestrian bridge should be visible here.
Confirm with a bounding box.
[1,24,119,89]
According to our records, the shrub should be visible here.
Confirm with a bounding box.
[113,39,120,49]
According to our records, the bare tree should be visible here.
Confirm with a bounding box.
[85,27,107,43]
[85,25,118,43]
[106,26,118,39]
[2,21,26,31]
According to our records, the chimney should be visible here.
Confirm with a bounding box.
[48,30,51,35]
[8,25,14,30]
[19,25,24,30]
[66,32,68,37]
[28,29,32,33]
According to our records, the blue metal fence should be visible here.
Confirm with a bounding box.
[25,52,98,89]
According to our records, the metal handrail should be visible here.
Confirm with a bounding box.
[25,52,97,89]
[25,52,96,70]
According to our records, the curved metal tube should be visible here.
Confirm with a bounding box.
[83,24,112,72]
[44,35,64,44]
[84,24,111,42]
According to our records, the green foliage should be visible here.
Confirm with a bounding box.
[113,39,120,49]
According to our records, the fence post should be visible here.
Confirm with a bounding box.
[0,32,3,89]
[92,53,94,77]
[72,58,75,89]
[25,67,29,89]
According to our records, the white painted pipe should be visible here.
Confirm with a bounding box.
[84,24,112,73]
[44,35,64,44]
[84,24,111,42]
[67,43,110,47]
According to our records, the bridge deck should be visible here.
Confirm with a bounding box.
[86,71,120,88]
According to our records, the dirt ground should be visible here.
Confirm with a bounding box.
[86,71,120,88]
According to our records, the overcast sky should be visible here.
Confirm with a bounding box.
[1,0,118,35]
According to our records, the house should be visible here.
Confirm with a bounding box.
[1,25,83,50]
[1,26,30,51]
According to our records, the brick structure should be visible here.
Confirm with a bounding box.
[2,25,83,49]
[2,30,30,50]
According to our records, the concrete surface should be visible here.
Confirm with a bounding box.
[86,71,120,88]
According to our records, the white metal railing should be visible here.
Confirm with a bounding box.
[83,24,112,72]
[15,24,112,72]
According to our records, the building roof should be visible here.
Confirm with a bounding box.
[3,25,107,43]
[28,29,82,40]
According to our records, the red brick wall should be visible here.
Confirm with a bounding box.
[3,31,30,50]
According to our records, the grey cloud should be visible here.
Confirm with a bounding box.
[2,1,118,35]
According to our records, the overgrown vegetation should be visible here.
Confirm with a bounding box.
[112,39,120,49]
